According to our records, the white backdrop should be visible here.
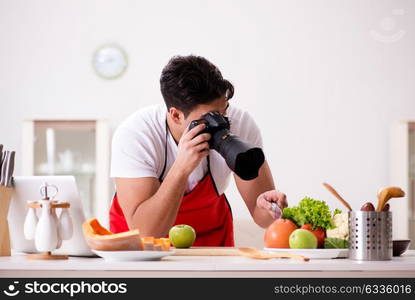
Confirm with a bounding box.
[1,0,415,229]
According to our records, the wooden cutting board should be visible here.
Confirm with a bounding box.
[172,247,240,256]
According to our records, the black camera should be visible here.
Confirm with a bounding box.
[189,111,265,180]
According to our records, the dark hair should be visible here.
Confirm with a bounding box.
[160,55,234,117]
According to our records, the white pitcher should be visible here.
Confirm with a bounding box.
[34,200,58,252]
[51,206,62,249]
[59,207,73,240]
[23,201,38,240]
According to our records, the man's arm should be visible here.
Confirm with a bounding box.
[234,161,286,228]
[115,123,210,237]
[115,163,189,237]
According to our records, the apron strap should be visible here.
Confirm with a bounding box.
[206,155,219,195]
[158,119,169,181]
[159,118,214,193]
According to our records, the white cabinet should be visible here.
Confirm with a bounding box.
[22,119,111,226]
[390,121,415,247]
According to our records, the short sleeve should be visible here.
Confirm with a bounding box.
[242,111,263,148]
[110,127,159,178]
[230,108,263,148]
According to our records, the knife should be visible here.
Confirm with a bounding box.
[0,151,15,187]
[0,151,7,186]
[6,151,15,187]
[0,144,3,184]
[271,201,282,219]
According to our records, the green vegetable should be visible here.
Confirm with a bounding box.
[324,237,349,249]
[282,197,335,230]
[333,208,342,217]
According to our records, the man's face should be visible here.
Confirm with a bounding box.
[182,96,229,131]
[167,96,230,138]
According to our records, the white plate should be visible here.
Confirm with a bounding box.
[92,250,174,262]
[263,248,348,259]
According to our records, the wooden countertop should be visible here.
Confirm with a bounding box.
[1,251,414,278]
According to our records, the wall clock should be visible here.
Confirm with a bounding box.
[93,45,128,79]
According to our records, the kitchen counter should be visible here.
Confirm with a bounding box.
[1,251,415,278]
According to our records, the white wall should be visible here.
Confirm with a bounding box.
[1,0,415,235]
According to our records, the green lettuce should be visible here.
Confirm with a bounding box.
[282,197,335,230]
[324,237,349,249]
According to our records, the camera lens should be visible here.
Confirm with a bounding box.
[190,112,265,180]
[212,130,265,180]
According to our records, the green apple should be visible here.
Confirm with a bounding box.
[289,229,317,249]
[168,224,196,248]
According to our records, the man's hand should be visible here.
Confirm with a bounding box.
[174,123,211,176]
[256,190,288,219]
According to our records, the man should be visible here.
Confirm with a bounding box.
[110,55,287,246]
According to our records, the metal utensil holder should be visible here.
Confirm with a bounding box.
[348,211,392,260]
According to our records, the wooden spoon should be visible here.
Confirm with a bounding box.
[238,247,310,262]
[322,182,353,211]
[376,187,405,211]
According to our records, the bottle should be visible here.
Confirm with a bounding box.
[34,199,58,252]
[59,207,73,240]
[23,202,38,240]
[51,205,62,249]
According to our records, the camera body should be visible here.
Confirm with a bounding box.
[189,111,265,180]
[189,112,231,148]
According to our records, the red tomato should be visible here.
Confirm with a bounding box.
[301,224,325,248]
[264,219,298,248]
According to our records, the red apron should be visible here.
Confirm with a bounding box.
[109,121,234,246]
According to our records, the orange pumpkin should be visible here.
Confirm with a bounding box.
[82,218,143,251]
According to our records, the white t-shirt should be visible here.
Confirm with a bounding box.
[110,104,263,195]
